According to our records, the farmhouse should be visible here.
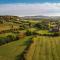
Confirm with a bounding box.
[49,21,60,32]
[49,26,59,32]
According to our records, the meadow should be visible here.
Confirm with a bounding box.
[0,36,32,60]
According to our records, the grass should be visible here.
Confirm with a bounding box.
[28,28,37,32]
[25,36,60,60]
[0,22,20,32]
[36,30,48,34]
[0,33,17,38]
[36,30,54,35]
[1,19,60,60]
[23,20,39,23]
[0,36,31,60]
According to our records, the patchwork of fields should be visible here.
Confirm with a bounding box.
[0,35,60,60]
[25,36,60,60]
[0,16,60,60]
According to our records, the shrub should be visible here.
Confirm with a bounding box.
[26,30,32,36]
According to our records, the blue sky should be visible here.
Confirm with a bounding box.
[0,0,60,4]
[0,0,60,16]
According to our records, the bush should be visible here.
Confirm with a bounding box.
[26,30,32,36]
[0,35,18,46]
[53,32,59,36]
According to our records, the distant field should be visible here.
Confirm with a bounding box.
[0,33,16,38]
[36,30,48,34]
[0,36,31,60]
[28,28,37,32]
[0,23,19,32]
[25,36,60,60]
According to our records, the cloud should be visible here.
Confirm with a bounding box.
[0,3,60,16]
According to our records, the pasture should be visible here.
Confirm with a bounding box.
[0,36,31,60]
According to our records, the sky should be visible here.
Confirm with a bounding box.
[0,0,60,16]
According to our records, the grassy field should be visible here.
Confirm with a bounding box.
[0,33,16,38]
[25,36,60,60]
[0,16,60,60]
[36,30,54,35]
[36,30,48,34]
[0,22,19,32]
[0,36,31,60]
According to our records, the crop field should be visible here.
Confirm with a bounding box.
[25,36,60,60]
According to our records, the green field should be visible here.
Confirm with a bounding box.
[1,36,60,60]
[0,36,31,60]
[25,36,60,60]
[0,22,19,32]
[0,16,60,60]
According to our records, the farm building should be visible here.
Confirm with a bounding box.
[48,21,60,32]
[49,26,59,32]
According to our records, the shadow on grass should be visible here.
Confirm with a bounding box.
[16,39,33,60]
